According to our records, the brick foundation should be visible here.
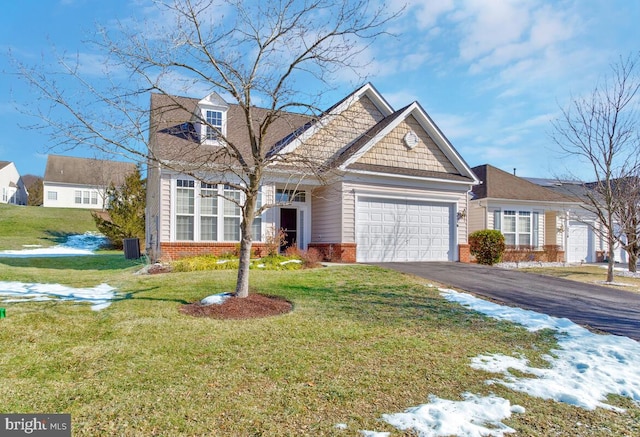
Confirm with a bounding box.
[308,242,357,263]
[160,242,267,261]
[501,245,565,263]
[458,244,471,263]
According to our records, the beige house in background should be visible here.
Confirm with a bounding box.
[0,161,28,205]
[468,164,583,262]
[146,83,479,263]
[43,155,137,209]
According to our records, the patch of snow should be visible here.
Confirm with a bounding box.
[382,393,522,437]
[0,232,107,257]
[359,431,389,437]
[335,423,348,430]
[279,259,302,265]
[200,293,232,305]
[0,281,120,311]
[441,289,640,411]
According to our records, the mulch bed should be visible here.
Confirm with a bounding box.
[179,293,293,319]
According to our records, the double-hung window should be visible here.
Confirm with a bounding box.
[176,179,195,240]
[173,180,263,242]
[206,110,223,140]
[223,185,242,241]
[498,210,535,248]
[200,183,218,241]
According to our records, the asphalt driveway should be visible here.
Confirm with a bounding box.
[373,262,640,341]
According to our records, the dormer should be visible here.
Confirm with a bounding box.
[193,92,229,145]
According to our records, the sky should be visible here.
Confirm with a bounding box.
[1,0,639,180]
[1,233,639,436]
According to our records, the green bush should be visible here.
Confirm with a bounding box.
[469,230,506,265]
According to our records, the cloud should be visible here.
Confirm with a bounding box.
[400,0,456,30]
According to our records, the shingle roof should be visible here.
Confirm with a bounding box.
[0,161,10,171]
[472,164,577,203]
[44,155,137,186]
[149,93,312,167]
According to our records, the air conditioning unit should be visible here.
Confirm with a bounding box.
[123,238,141,259]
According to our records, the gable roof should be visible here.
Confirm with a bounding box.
[44,155,136,187]
[0,161,12,171]
[331,102,478,183]
[472,164,577,203]
[270,83,394,157]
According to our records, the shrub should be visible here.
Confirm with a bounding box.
[284,246,322,268]
[469,230,506,265]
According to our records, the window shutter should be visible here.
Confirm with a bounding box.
[532,212,539,248]
[493,210,501,230]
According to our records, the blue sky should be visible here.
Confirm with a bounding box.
[1,0,638,179]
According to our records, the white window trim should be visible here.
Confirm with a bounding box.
[494,208,539,248]
[170,177,264,243]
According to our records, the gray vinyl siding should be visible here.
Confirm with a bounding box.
[311,183,344,243]
[159,172,172,242]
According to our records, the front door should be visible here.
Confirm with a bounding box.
[280,208,297,252]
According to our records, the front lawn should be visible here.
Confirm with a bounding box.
[1,257,638,435]
[518,264,640,294]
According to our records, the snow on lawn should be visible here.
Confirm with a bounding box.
[359,288,640,437]
[0,233,119,311]
[0,281,120,311]
[442,289,640,411]
[0,232,107,257]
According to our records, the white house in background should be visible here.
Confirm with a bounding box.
[43,155,137,209]
[0,161,28,205]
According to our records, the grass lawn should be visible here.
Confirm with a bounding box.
[1,255,639,436]
[519,264,640,294]
[0,204,98,250]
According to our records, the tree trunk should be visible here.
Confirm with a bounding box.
[235,233,252,298]
[629,247,638,273]
[606,235,615,283]
[234,183,259,298]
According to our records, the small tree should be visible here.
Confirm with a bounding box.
[469,230,506,265]
[26,179,43,206]
[92,167,145,249]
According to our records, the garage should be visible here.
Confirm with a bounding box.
[566,221,593,263]
[356,197,454,262]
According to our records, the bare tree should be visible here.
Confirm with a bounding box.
[612,174,640,272]
[552,53,640,282]
[15,0,398,297]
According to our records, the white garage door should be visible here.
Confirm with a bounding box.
[356,197,453,262]
[566,221,593,263]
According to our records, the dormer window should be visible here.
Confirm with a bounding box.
[206,110,223,140]
[196,91,229,145]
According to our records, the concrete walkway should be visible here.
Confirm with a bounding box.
[373,262,640,341]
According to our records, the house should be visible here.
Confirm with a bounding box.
[468,164,582,262]
[43,155,137,209]
[527,177,627,263]
[146,84,479,263]
[0,161,28,205]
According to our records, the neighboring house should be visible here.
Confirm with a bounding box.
[468,165,581,262]
[146,83,479,263]
[43,155,137,209]
[528,177,627,263]
[0,161,28,205]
